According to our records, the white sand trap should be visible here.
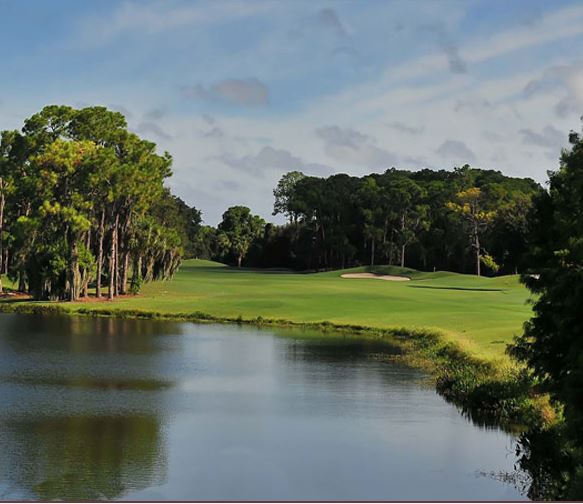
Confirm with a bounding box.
[340,272,411,282]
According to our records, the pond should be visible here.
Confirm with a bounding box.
[0,313,525,500]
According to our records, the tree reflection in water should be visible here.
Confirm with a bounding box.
[0,415,165,501]
[452,397,575,500]
[0,314,182,500]
[281,331,575,501]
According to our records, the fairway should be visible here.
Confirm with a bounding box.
[54,259,532,361]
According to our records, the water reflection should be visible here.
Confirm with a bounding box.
[0,314,182,354]
[0,415,165,501]
[0,315,181,500]
[513,427,575,500]
[281,330,574,499]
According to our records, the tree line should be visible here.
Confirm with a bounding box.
[195,166,541,276]
[0,105,200,301]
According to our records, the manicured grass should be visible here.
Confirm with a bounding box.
[34,259,533,362]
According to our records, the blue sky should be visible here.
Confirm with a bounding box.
[1,0,582,224]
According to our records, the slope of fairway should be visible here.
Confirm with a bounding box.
[56,259,532,361]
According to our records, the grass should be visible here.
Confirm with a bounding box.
[47,259,532,362]
[1,259,553,429]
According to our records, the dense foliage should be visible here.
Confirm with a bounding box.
[0,105,198,300]
[510,127,583,498]
[199,166,540,273]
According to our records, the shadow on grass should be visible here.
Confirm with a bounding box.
[181,265,301,275]
[0,293,34,304]
[407,285,504,292]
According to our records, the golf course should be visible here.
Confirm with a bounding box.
[1,259,532,363]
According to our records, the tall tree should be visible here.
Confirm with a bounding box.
[357,177,383,266]
[217,206,265,267]
[0,105,183,300]
[273,171,305,223]
[510,128,583,497]
[446,187,496,276]
[384,175,430,268]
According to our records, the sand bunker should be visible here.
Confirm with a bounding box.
[340,272,411,282]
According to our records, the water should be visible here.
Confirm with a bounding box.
[0,313,525,501]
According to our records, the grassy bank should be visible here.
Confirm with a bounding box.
[3,259,533,360]
[0,259,552,428]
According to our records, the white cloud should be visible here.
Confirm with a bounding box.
[79,0,274,45]
[134,121,173,141]
[520,125,564,149]
[524,62,583,117]
[386,122,425,135]
[436,140,476,164]
[218,145,332,177]
[422,23,467,74]
[183,78,270,107]
[315,126,398,170]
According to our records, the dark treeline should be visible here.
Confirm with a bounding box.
[0,105,201,301]
[196,166,541,276]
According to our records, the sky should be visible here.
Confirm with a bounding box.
[1,0,582,225]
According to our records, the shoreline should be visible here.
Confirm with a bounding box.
[0,300,556,433]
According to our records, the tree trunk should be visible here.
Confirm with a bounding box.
[131,255,142,291]
[237,255,242,268]
[18,266,26,293]
[370,238,375,267]
[144,257,154,282]
[4,249,9,280]
[119,211,131,294]
[96,210,105,298]
[114,215,119,296]
[108,214,119,300]
[475,228,481,276]
[388,229,394,265]
[399,212,406,268]
[81,231,91,298]
[121,251,130,294]
[69,235,80,302]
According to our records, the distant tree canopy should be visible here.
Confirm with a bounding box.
[211,165,539,273]
[190,165,541,272]
[446,187,497,276]
[0,105,198,300]
[217,206,265,267]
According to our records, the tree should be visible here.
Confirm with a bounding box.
[217,206,265,267]
[510,128,583,497]
[273,171,305,223]
[487,191,535,274]
[357,177,383,266]
[0,105,184,300]
[446,187,496,276]
[190,225,218,260]
[384,175,429,268]
[261,167,540,273]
